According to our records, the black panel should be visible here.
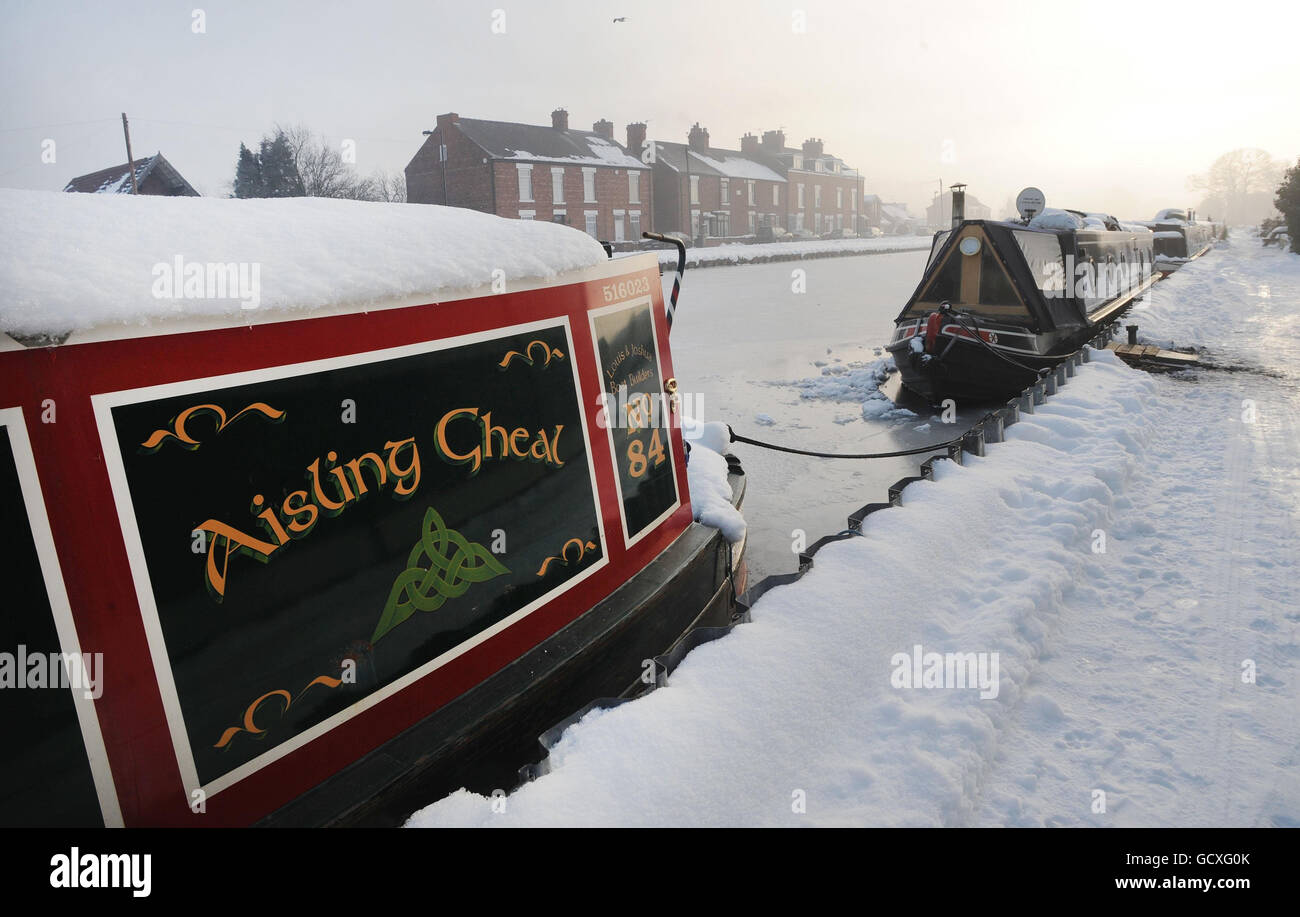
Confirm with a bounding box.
[0,423,104,827]
[108,324,603,788]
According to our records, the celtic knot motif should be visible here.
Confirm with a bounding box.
[370,507,509,643]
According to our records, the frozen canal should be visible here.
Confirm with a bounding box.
[664,251,988,581]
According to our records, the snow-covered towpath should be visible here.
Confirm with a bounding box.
[407,235,1300,827]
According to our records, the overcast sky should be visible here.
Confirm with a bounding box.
[2,0,1296,217]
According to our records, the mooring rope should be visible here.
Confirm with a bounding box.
[727,424,965,459]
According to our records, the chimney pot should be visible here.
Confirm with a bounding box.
[551,108,569,130]
[593,119,614,140]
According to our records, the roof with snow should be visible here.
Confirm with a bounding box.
[62,152,199,197]
[453,117,648,170]
[652,142,786,182]
[0,190,609,341]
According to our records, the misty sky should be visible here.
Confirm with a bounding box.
[2,0,1296,218]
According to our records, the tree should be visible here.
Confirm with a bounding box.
[372,169,406,203]
[1189,148,1284,225]
[1275,158,1300,254]
[258,132,305,197]
[232,143,263,199]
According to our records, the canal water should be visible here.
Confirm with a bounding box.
[665,252,993,582]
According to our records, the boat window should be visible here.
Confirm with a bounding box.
[926,231,950,270]
[1012,230,1065,297]
[979,246,1019,306]
[920,246,962,302]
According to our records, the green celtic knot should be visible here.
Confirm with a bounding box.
[370,507,509,643]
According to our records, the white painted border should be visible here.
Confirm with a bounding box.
[91,316,609,800]
[588,297,683,549]
[0,407,123,827]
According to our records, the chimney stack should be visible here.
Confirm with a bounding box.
[436,112,460,132]
[761,129,785,153]
[688,123,710,152]
[950,183,966,228]
[626,122,647,158]
[740,132,760,155]
[551,108,569,130]
[592,119,614,141]
[802,137,824,160]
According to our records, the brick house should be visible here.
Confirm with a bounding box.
[651,125,868,242]
[651,124,788,243]
[756,131,866,235]
[63,152,199,196]
[406,109,652,242]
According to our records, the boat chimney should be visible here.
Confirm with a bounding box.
[950,183,967,228]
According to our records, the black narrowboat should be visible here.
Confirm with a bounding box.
[885,214,1159,404]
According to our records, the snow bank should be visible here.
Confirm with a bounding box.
[633,235,933,270]
[0,190,607,337]
[684,437,745,544]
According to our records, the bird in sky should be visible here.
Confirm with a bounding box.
[613,17,628,23]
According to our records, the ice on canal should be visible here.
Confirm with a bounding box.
[407,235,1299,828]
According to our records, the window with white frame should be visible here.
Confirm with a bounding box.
[517,164,533,202]
[797,184,805,208]
[746,180,755,205]
[630,210,641,238]
[690,175,700,205]
[815,185,822,208]
[519,210,535,220]
[748,211,755,233]
[583,168,596,203]
[772,185,779,206]
[553,210,567,225]
[851,188,857,209]
[584,210,598,237]
[629,171,640,204]
[837,188,843,209]
[690,209,700,237]
[720,178,728,204]
[552,167,565,204]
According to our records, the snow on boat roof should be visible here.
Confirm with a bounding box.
[0,190,609,340]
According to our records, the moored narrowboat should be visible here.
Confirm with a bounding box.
[0,190,745,827]
[885,205,1159,404]
[1134,209,1220,273]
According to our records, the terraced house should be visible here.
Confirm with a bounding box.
[406,109,652,242]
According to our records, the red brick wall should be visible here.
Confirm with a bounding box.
[405,119,494,211]
[492,161,651,239]
[786,170,866,233]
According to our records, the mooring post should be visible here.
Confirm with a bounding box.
[962,426,986,457]
[1004,400,1021,425]
[1126,324,1139,345]
[1045,373,1057,396]
[1055,366,1067,386]
[1081,345,1091,363]
[1065,358,1076,377]
[1020,390,1035,413]
[984,414,1005,443]
[1032,382,1046,405]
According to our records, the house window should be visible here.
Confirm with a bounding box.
[720,178,729,204]
[613,209,625,242]
[792,154,803,170]
[517,164,533,202]
[690,175,700,205]
[797,184,805,208]
[438,144,447,162]
[583,168,596,203]
[629,171,640,204]
[851,188,857,209]
[584,210,598,238]
[837,188,843,209]
[552,168,565,204]
[690,209,700,237]
[748,211,755,233]
[553,210,567,225]
[747,180,755,205]
[815,186,822,208]
[519,210,535,220]
[773,185,779,206]
[630,210,641,239]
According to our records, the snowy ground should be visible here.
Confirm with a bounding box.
[630,234,934,269]
[407,232,1300,827]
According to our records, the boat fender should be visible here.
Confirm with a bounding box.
[923,311,945,353]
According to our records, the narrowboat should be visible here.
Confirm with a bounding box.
[0,190,745,827]
[885,206,1159,404]
[1133,209,1220,273]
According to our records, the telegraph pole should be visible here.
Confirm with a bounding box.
[121,112,139,194]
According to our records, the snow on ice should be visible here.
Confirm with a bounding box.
[406,233,1300,827]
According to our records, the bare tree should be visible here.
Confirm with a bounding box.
[1189,149,1284,224]
[372,169,407,203]
[276,123,384,200]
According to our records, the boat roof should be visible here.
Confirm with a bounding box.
[0,190,615,345]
